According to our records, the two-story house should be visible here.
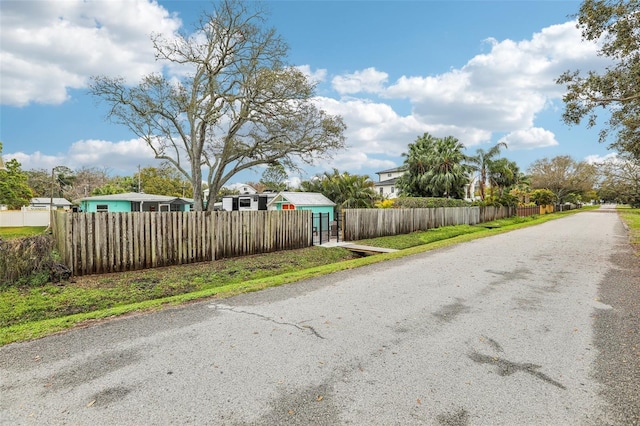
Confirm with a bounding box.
[374,166,407,199]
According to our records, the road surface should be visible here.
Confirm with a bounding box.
[1,206,638,425]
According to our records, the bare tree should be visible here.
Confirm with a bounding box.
[528,155,598,204]
[65,167,111,201]
[598,154,640,206]
[90,0,346,211]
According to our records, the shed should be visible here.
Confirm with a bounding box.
[78,192,193,213]
[221,193,276,211]
[30,197,74,210]
[268,192,336,220]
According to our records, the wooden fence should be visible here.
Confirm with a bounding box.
[517,205,541,217]
[52,210,312,276]
[342,206,519,240]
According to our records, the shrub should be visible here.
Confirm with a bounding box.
[375,199,395,209]
[0,235,70,287]
[392,197,471,209]
[530,189,556,206]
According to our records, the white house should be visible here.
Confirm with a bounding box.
[374,166,407,199]
[30,197,74,210]
[203,183,258,204]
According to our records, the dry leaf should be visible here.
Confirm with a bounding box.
[416,398,421,405]
[317,395,323,401]
[288,409,294,415]
[86,400,96,408]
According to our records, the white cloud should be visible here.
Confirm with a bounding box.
[498,128,559,150]
[0,0,181,106]
[332,67,388,95]
[5,138,157,174]
[331,21,606,155]
[314,96,427,157]
[6,151,65,172]
[296,65,327,85]
[584,153,619,164]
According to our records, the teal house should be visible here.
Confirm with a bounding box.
[268,192,336,220]
[78,192,193,213]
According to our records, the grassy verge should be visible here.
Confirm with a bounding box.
[0,207,592,345]
[0,227,48,239]
[617,206,640,253]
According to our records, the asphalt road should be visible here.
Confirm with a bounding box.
[1,206,638,425]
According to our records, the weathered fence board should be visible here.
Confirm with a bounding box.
[342,206,520,240]
[53,210,313,276]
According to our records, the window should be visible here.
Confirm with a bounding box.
[379,188,384,195]
[96,204,109,213]
[391,187,395,193]
[282,203,295,210]
[239,198,252,208]
[387,173,392,177]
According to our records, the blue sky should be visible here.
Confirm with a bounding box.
[0,0,617,188]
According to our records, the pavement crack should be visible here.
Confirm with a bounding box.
[468,350,566,390]
[212,305,325,339]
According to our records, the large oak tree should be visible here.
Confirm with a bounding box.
[597,154,640,205]
[557,0,640,158]
[90,0,345,211]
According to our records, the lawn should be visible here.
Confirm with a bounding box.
[617,206,640,251]
[0,227,48,239]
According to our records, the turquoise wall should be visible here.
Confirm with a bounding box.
[81,200,132,213]
[80,200,192,212]
[273,203,334,221]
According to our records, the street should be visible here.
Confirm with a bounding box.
[1,206,638,425]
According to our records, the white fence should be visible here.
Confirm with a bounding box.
[0,208,51,227]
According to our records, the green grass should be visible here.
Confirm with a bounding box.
[0,207,593,346]
[355,225,486,250]
[0,227,48,239]
[617,206,640,250]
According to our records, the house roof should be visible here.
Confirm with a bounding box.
[78,192,193,204]
[268,192,336,207]
[376,166,407,175]
[31,197,73,206]
[374,177,400,187]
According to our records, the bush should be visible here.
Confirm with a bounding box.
[375,199,395,209]
[392,197,471,209]
[0,235,70,287]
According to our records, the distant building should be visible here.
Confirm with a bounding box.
[78,192,193,212]
[236,184,258,195]
[374,166,407,199]
[268,192,336,220]
[30,197,74,210]
[221,193,276,211]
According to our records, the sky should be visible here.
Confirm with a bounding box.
[0,0,618,188]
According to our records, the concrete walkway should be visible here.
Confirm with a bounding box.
[320,240,399,254]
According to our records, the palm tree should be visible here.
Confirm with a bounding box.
[397,133,470,198]
[469,142,507,200]
[396,133,436,196]
[300,169,378,209]
[488,158,518,198]
[427,135,470,198]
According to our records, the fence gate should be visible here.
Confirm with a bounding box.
[312,213,342,245]
[312,213,329,245]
